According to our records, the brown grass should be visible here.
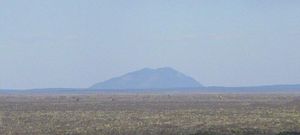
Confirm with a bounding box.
[0,93,300,135]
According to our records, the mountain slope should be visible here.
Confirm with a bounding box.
[90,67,202,90]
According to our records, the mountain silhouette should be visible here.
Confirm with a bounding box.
[90,67,202,90]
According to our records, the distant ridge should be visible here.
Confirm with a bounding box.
[1,66,300,93]
[90,67,202,90]
[1,84,300,93]
[203,84,300,92]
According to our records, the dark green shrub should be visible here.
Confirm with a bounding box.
[277,132,300,135]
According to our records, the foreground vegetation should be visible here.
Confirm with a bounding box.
[1,93,300,135]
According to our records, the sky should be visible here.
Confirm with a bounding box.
[1,0,300,89]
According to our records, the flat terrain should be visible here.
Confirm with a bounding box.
[1,93,300,135]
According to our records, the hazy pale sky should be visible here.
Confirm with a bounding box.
[1,0,300,89]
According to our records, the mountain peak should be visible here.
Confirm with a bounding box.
[156,67,177,72]
[138,67,175,72]
[90,67,202,90]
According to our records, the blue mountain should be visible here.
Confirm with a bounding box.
[90,67,202,90]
